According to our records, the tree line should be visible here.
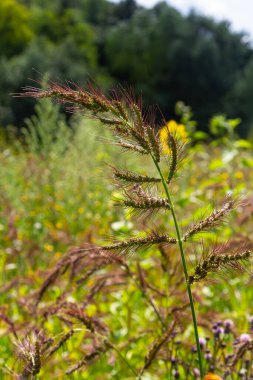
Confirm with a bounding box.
[1,0,253,136]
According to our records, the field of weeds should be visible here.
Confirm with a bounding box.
[0,96,253,379]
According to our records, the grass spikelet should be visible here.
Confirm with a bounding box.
[132,102,145,133]
[147,125,161,162]
[139,321,176,375]
[188,249,251,284]
[130,129,150,152]
[0,311,17,338]
[183,196,236,241]
[122,196,170,212]
[98,117,123,126]
[111,166,161,184]
[102,232,177,257]
[63,304,107,333]
[116,140,148,155]
[120,184,171,217]
[230,340,253,367]
[167,131,178,184]
[113,100,129,121]
[47,330,74,357]
[15,332,42,378]
[66,344,108,375]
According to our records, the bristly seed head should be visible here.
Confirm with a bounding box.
[14,332,42,377]
[167,132,178,184]
[188,250,251,284]
[120,184,171,217]
[111,167,161,184]
[183,196,236,241]
[102,232,177,257]
[147,126,161,162]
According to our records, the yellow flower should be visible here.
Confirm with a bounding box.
[203,374,223,380]
[221,172,229,181]
[235,171,244,180]
[44,243,54,252]
[56,221,63,229]
[159,120,188,155]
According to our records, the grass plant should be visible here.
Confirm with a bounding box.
[17,81,252,379]
[0,82,252,378]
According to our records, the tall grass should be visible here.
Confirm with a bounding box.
[0,84,252,379]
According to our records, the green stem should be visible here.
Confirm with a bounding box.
[151,155,204,378]
[111,343,141,380]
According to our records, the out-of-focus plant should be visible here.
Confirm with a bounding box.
[21,98,72,156]
[209,114,252,149]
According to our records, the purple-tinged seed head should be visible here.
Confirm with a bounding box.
[239,333,251,343]
[199,337,206,348]
[193,368,200,377]
[171,357,177,365]
[214,326,224,339]
[224,319,234,333]
[204,352,212,361]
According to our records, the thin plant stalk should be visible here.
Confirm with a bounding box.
[110,343,142,380]
[151,154,204,378]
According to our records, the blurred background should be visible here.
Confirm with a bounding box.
[1,0,253,138]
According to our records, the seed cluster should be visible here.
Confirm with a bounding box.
[102,233,177,255]
[112,167,161,184]
[183,198,235,241]
[188,250,251,284]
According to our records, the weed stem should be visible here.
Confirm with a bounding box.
[151,155,204,378]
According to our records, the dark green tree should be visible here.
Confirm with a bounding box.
[0,0,34,57]
[1,0,253,136]
[227,57,253,137]
[115,0,138,20]
[105,4,251,132]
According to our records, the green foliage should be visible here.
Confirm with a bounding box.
[210,114,241,142]
[0,0,253,137]
[227,56,253,137]
[21,99,72,155]
[105,6,251,133]
[0,34,101,125]
[209,114,252,150]
[0,0,34,57]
